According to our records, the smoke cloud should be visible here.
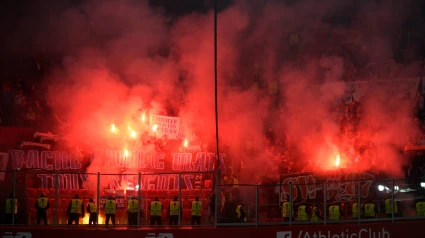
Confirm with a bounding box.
[5,0,422,182]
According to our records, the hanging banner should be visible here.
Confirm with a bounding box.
[149,114,180,139]
[0,152,9,181]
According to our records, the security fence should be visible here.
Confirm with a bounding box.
[1,170,425,226]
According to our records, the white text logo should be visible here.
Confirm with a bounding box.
[277,231,292,238]
[2,232,32,238]
[146,233,173,238]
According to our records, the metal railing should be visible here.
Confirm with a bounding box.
[0,170,424,227]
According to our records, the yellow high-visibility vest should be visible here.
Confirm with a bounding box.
[70,199,82,214]
[105,200,116,214]
[150,201,162,216]
[89,202,97,213]
[329,205,340,220]
[5,199,18,214]
[297,205,307,221]
[37,197,48,209]
[385,199,398,214]
[416,202,425,216]
[364,204,375,217]
[169,201,180,216]
[352,203,363,218]
[236,205,247,222]
[311,207,319,221]
[282,202,294,218]
[191,201,202,216]
[127,199,138,213]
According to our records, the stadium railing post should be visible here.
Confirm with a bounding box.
[178,172,182,226]
[12,170,16,226]
[255,185,258,227]
[214,168,219,228]
[358,178,361,224]
[289,182,292,226]
[97,172,100,226]
[137,172,141,227]
[324,182,327,225]
[55,172,59,225]
[391,179,395,222]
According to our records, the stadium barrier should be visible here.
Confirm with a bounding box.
[0,170,425,227]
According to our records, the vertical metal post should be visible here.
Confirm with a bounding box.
[12,170,17,226]
[289,182,292,226]
[214,168,219,227]
[357,178,361,224]
[255,185,258,227]
[324,182,327,225]
[55,172,59,225]
[213,0,220,228]
[178,173,182,226]
[391,179,395,222]
[137,172,141,226]
[97,172,100,225]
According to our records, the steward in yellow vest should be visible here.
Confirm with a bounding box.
[236,204,247,223]
[310,203,322,221]
[191,197,202,225]
[282,201,294,222]
[67,194,84,225]
[352,202,363,219]
[385,198,399,217]
[416,200,425,217]
[35,193,50,225]
[127,196,139,225]
[4,193,18,224]
[150,196,162,225]
[329,204,341,220]
[296,201,310,221]
[86,198,98,225]
[167,196,181,225]
[363,202,377,218]
[105,195,117,225]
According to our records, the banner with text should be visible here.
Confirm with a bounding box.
[149,114,180,139]
[6,149,223,191]
[280,171,376,203]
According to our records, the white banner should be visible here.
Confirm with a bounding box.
[0,152,9,181]
[149,114,181,139]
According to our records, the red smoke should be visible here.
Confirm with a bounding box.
[6,0,422,180]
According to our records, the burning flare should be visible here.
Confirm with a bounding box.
[124,149,129,157]
[130,130,136,138]
[183,139,188,147]
[335,154,341,167]
[141,113,146,123]
[110,124,117,133]
[82,213,104,224]
[152,124,158,132]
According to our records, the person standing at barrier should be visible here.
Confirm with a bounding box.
[363,200,377,219]
[329,203,341,221]
[86,198,98,225]
[236,203,246,223]
[282,200,294,222]
[105,195,117,226]
[296,200,309,222]
[208,194,216,224]
[127,196,139,225]
[67,194,84,225]
[35,192,50,225]
[416,199,425,216]
[191,196,202,225]
[167,196,181,225]
[352,199,363,219]
[4,193,18,224]
[150,197,162,225]
[310,203,322,221]
[385,196,399,217]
